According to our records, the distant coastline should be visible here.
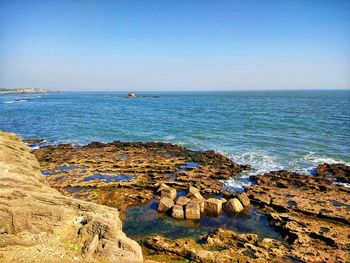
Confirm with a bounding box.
[0,88,60,94]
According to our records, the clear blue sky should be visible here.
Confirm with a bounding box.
[0,0,349,91]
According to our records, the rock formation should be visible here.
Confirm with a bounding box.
[245,170,350,262]
[33,142,250,213]
[0,131,143,263]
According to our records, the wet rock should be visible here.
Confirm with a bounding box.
[127,92,137,98]
[33,139,248,214]
[187,186,203,199]
[204,198,222,215]
[224,198,244,214]
[237,192,250,207]
[160,187,177,200]
[246,170,350,261]
[157,183,170,192]
[220,197,227,204]
[185,202,201,220]
[158,197,174,212]
[144,229,292,262]
[189,197,205,213]
[171,205,184,219]
[175,196,190,206]
[316,163,350,183]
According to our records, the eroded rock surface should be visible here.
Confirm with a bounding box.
[0,132,143,263]
[245,170,350,262]
[33,142,250,213]
[144,228,293,262]
[316,163,350,183]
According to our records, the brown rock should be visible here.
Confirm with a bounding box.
[204,198,222,215]
[185,203,201,220]
[237,192,250,207]
[161,187,177,200]
[316,163,350,183]
[0,131,143,263]
[157,183,170,192]
[225,198,244,214]
[187,186,203,199]
[175,196,190,206]
[189,197,205,213]
[158,197,174,212]
[172,205,184,219]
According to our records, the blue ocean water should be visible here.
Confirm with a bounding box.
[1,90,349,189]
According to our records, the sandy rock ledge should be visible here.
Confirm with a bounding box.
[0,131,143,263]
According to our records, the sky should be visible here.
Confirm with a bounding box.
[0,0,349,91]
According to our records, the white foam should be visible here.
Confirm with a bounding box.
[303,152,350,166]
[333,181,350,188]
[228,151,284,176]
[4,99,28,104]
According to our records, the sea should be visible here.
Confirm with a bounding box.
[1,90,349,190]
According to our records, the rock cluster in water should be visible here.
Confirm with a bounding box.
[156,184,250,219]
[24,138,350,262]
[33,142,250,215]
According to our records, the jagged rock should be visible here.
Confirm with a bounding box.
[171,205,184,219]
[0,131,143,263]
[237,192,250,207]
[185,203,201,220]
[245,170,350,261]
[175,196,190,206]
[316,163,350,183]
[224,198,244,214]
[157,197,174,212]
[160,187,177,200]
[33,139,249,212]
[204,198,222,215]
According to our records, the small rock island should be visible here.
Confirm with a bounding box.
[127,92,137,98]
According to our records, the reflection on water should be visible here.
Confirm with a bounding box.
[123,200,283,241]
[83,173,135,182]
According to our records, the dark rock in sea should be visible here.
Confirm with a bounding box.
[127,92,137,98]
[316,163,350,183]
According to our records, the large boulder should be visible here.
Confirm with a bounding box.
[157,183,170,192]
[187,186,203,199]
[176,196,190,206]
[0,131,143,263]
[189,197,205,213]
[158,197,174,212]
[237,192,250,207]
[225,198,244,214]
[185,203,201,220]
[204,198,223,215]
[161,187,177,200]
[172,205,185,219]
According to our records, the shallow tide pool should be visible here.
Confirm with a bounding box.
[123,200,284,241]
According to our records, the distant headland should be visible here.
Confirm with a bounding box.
[0,88,60,94]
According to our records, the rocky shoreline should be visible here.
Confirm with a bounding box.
[1,132,349,262]
[0,88,59,94]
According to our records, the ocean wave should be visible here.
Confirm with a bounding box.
[302,152,350,166]
[228,151,284,176]
[4,99,29,104]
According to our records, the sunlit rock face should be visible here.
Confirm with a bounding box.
[0,131,143,263]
